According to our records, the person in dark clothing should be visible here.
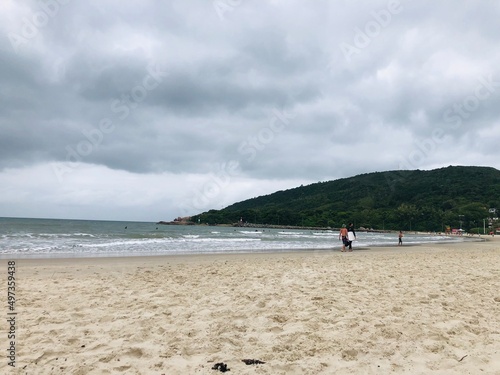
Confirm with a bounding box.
[347,223,356,251]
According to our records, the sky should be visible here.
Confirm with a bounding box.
[1,0,500,222]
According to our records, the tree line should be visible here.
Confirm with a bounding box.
[190,166,500,232]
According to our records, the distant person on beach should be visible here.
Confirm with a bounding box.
[347,223,356,251]
[339,224,349,252]
[398,231,403,246]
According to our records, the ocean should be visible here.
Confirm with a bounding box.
[0,217,470,259]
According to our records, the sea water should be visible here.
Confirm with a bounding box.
[0,217,470,259]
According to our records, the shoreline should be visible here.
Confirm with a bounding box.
[1,239,498,374]
[0,234,485,261]
[4,235,489,267]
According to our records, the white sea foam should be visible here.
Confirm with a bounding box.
[0,217,474,259]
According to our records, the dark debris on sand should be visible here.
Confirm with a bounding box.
[212,362,230,372]
[211,358,266,371]
[242,359,266,365]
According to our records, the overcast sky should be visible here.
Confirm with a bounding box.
[1,0,499,222]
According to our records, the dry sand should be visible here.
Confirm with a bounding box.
[1,238,499,374]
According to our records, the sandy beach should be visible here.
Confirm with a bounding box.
[1,238,499,374]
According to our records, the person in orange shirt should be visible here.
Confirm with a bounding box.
[339,224,349,252]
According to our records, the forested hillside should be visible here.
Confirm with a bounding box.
[190,166,500,232]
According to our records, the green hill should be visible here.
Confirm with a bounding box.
[190,166,500,232]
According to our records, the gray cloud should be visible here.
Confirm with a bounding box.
[1,0,500,220]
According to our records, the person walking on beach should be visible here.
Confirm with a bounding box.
[339,224,349,252]
[347,223,356,251]
[398,231,403,246]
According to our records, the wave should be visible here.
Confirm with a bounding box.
[0,218,472,259]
